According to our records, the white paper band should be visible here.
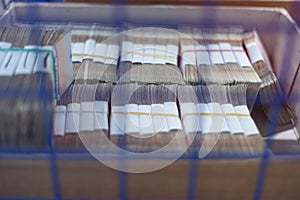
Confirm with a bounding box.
[138,105,154,135]
[235,105,259,136]
[208,44,224,65]
[80,102,94,132]
[164,102,182,130]
[65,103,80,134]
[54,106,66,136]
[245,42,264,64]
[110,106,126,135]
[232,46,252,67]
[151,104,168,133]
[105,44,119,65]
[196,45,211,65]
[83,39,96,60]
[94,101,109,131]
[72,42,84,62]
[93,43,107,63]
[221,104,244,134]
[219,43,237,63]
[120,41,133,62]
[180,103,200,134]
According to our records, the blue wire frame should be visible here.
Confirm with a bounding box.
[0,2,299,200]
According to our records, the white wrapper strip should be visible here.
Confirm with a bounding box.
[93,43,107,63]
[195,45,211,65]
[245,42,264,64]
[164,102,182,130]
[180,103,200,134]
[219,43,237,63]
[105,44,119,65]
[65,103,80,134]
[15,45,37,75]
[138,105,154,135]
[120,41,133,62]
[79,102,94,132]
[0,51,22,76]
[166,44,178,66]
[234,105,260,136]
[72,42,84,62]
[125,104,139,134]
[131,44,144,64]
[54,106,66,136]
[83,39,96,60]
[208,44,224,65]
[154,44,166,65]
[207,103,230,133]
[0,42,12,48]
[33,49,51,74]
[94,101,108,131]
[151,104,168,133]
[198,103,212,134]
[221,104,244,134]
[110,106,126,136]
[232,46,252,67]
[181,44,196,70]
[143,44,155,64]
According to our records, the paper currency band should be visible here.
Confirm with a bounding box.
[181,112,250,121]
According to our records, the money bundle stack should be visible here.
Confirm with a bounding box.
[177,84,266,157]
[0,26,68,148]
[110,83,186,153]
[243,30,296,126]
[118,28,185,85]
[71,27,120,83]
[179,27,262,110]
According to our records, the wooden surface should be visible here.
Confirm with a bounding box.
[1,156,300,199]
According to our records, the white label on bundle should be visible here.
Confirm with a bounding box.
[234,105,259,136]
[208,44,224,65]
[33,51,51,73]
[54,106,66,136]
[166,44,178,66]
[143,44,155,64]
[110,106,126,135]
[221,104,244,134]
[125,104,139,134]
[180,103,200,134]
[0,42,12,64]
[94,101,108,130]
[207,103,229,133]
[120,41,133,62]
[198,103,212,134]
[105,44,119,65]
[83,39,96,60]
[0,51,22,76]
[93,43,107,63]
[138,105,154,135]
[151,104,168,133]
[79,102,94,132]
[15,45,37,75]
[72,42,84,62]
[154,45,166,65]
[65,103,80,134]
[181,44,196,68]
[219,43,236,63]
[0,42,12,48]
[131,44,143,64]
[245,42,264,64]
[232,46,252,67]
[195,45,211,65]
[164,102,182,130]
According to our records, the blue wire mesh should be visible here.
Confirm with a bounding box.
[0,2,299,200]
